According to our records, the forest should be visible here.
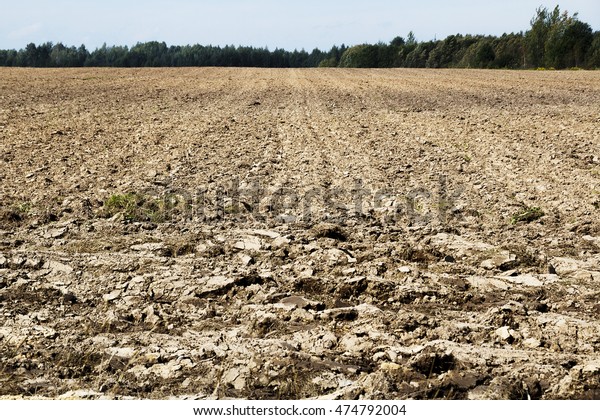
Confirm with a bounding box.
[1,6,599,69]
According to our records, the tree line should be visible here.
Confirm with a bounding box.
[0,41,344,68]
[1,6,598,69]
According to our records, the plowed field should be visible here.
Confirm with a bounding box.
[1,68,600,399]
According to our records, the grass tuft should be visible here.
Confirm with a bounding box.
[100,193,188,223]
[510,206,544,224]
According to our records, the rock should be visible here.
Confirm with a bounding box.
[467,276,509,290]
[320,332,338,349]
[279,296,325,311]
[146,359,184,379]
[44,227,68,239]
[143,305,161,325]
[496,326,512,341]
[10,255,25,268]
[430,233,494,257]
[355,303,382,315]
[222,367,248,390]
[582,360,600,374]
[582,235,600,247]
[24,257,43,269]
[239,254,254,266]
[196,276,235,297]
[398,266,412,273]
[338,333,373,355]
[572,270,597,281]
[107,347,137,360]
[481,251,518,271]
[0,254,6,268]
[272,236,291,249]
[551,257,589,276]
[59,389,103,399]
[131,275,145,284]
[328,249,349,266]
[380,362,402,372]
[102,289,121,302]
[345,276,366,285]
[523,338,541,348]
[234,236,261,251]
[43,260,73,274]
[252,229,280,239]
[501,274,543,287]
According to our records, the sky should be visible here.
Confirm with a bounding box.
[1,0,599,51]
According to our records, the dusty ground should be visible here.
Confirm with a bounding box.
[1,68,600,400]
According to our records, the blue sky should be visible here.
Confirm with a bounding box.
[1,1,599,50]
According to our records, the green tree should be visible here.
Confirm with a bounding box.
[390,36,405,48]
[318,57,338,67]
[525,6,593,69]
[494,33,525,68]
[475,40,496,67]
[526,6,555,67]
[587,32,600,68]
[427,35,470,68]
[339,44,378,67]
[22,42,52,67]
[404,41,435,67]
[562,20,593,67]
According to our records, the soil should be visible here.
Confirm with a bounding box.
[1,68,600,399]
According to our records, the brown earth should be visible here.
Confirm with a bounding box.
[1,68,600,400]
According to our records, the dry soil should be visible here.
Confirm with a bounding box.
[1,68,600,399]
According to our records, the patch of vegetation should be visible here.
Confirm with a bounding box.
[100,193,189,223]
[510,206,544,224]
[101,193,142,220]
[0,202,33,227]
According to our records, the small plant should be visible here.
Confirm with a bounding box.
[16,202,33,214]
[102,193,145,221]
[101,192,189,223]
[511,206,544,224]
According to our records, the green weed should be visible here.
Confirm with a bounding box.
[510,206,544,224]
